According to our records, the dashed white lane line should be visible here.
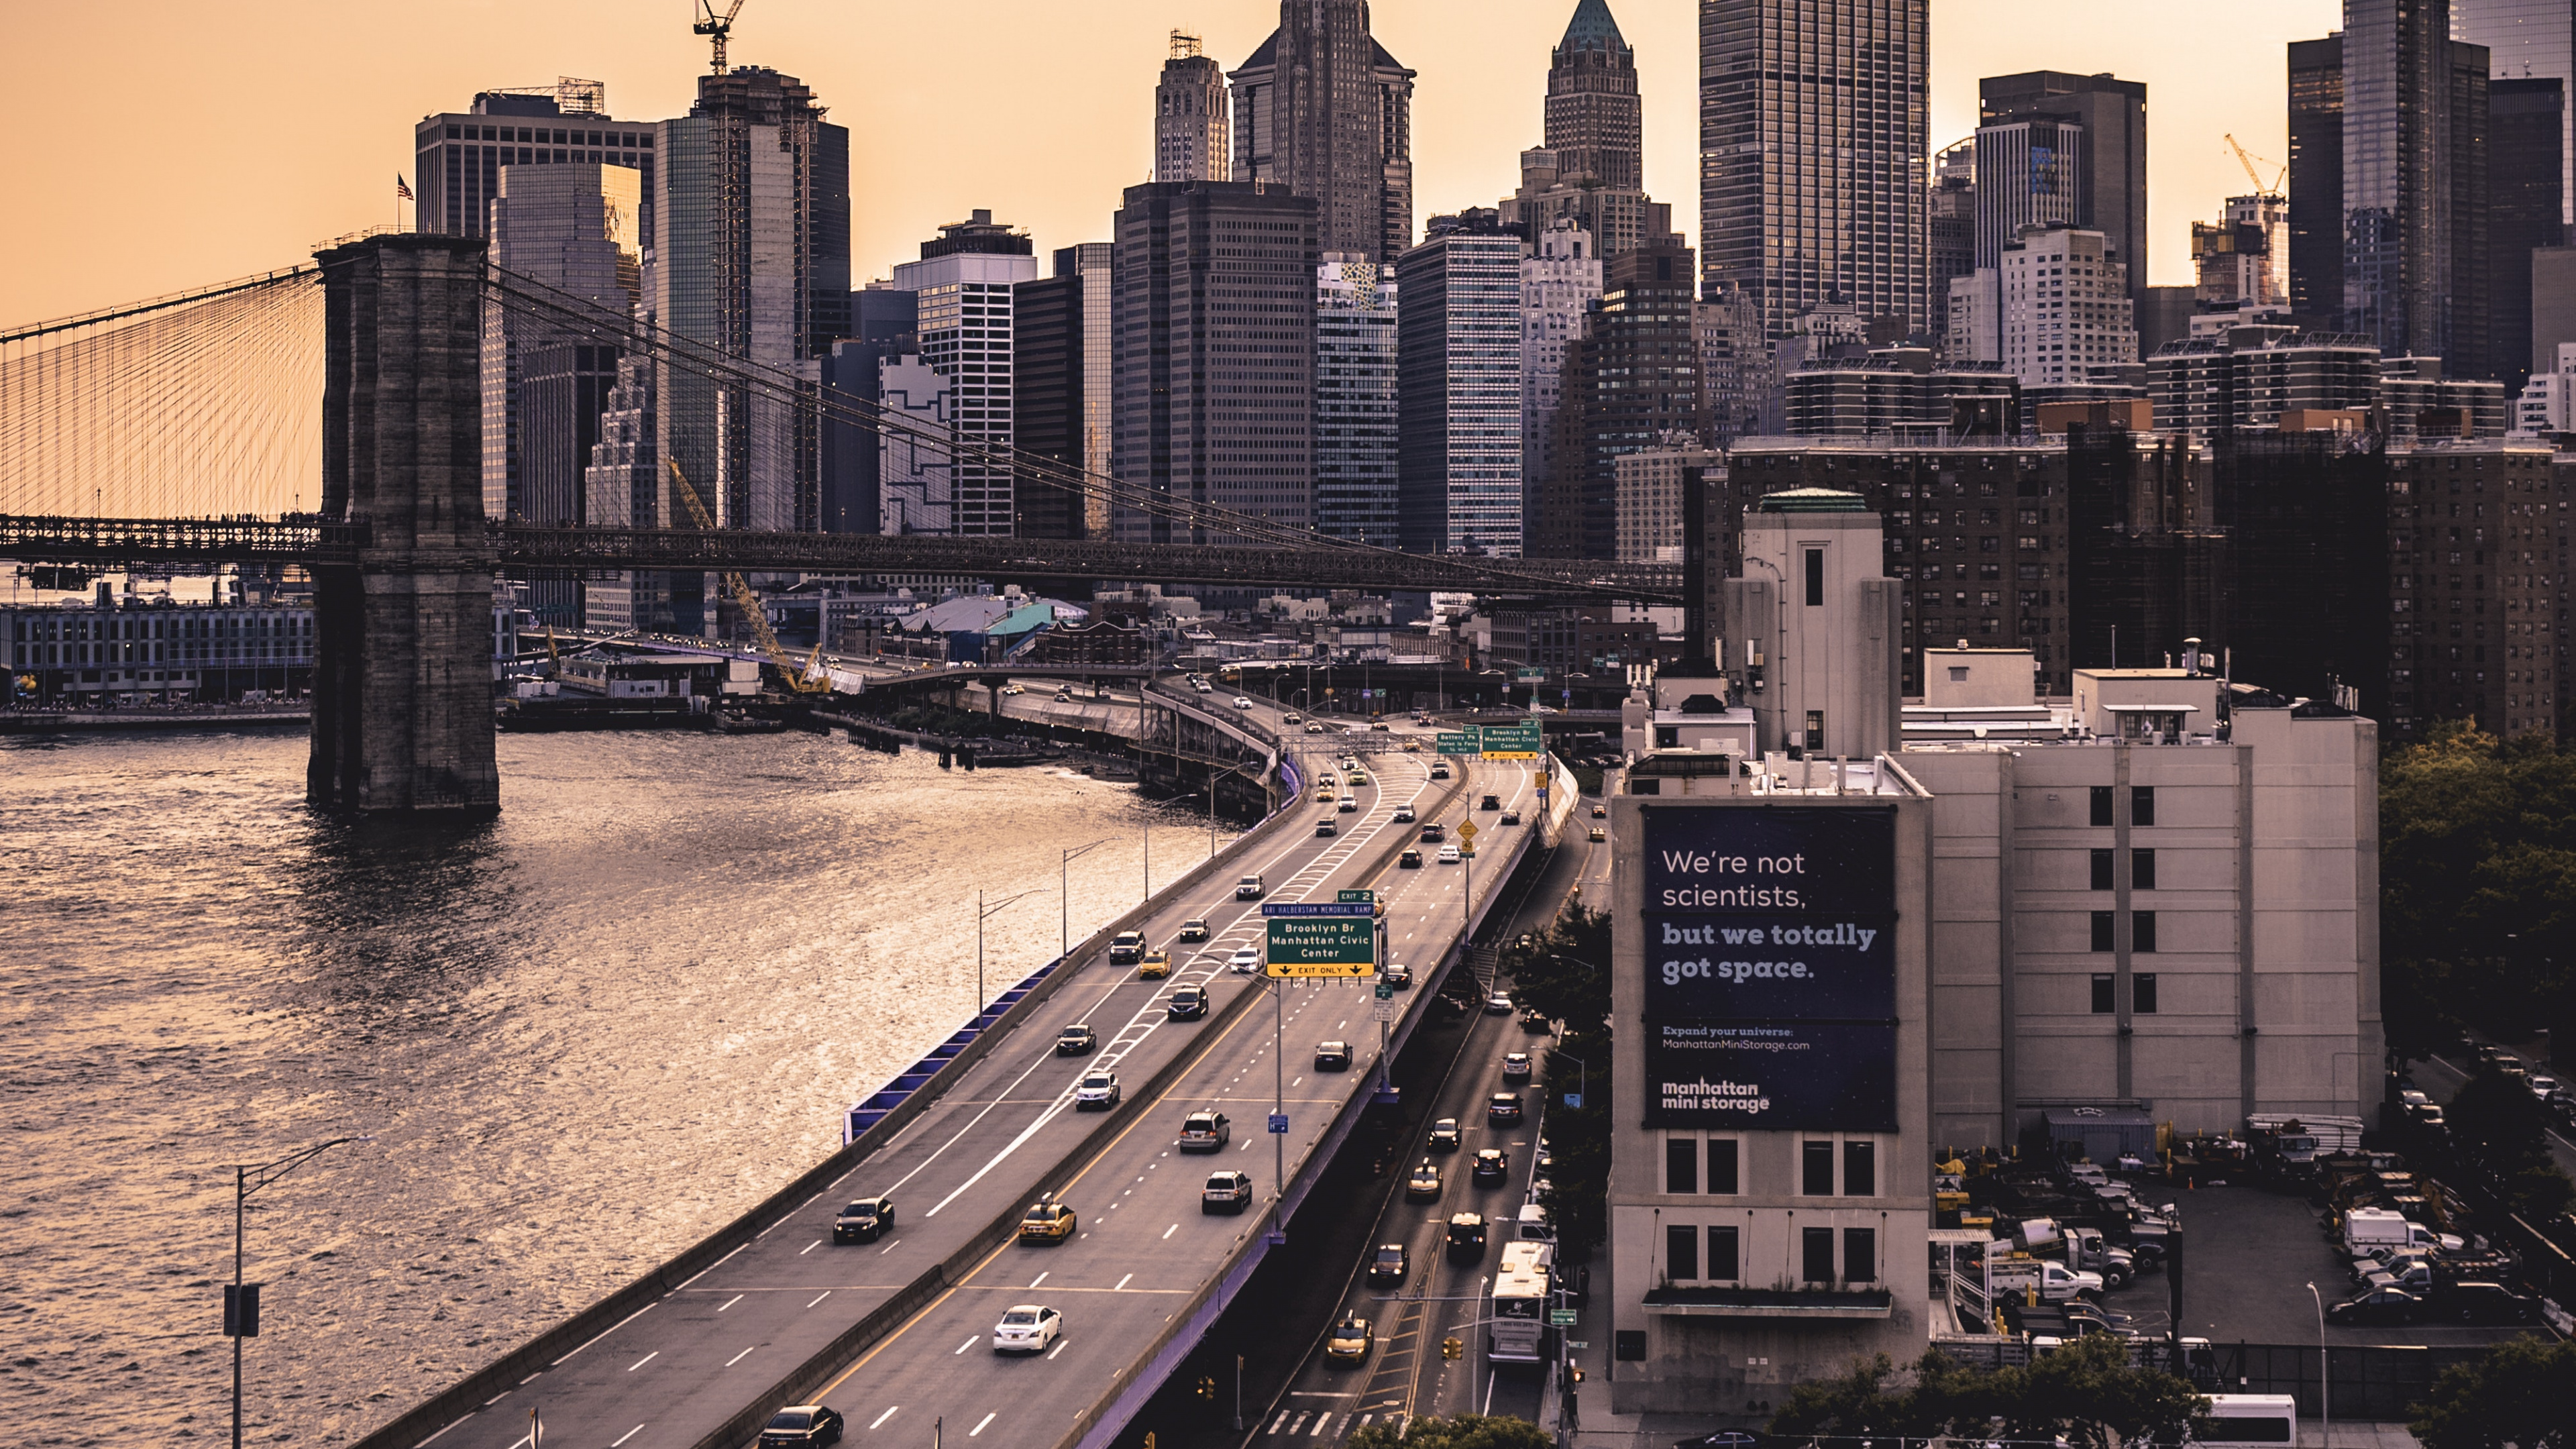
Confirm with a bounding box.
[610,1427,645,1448]
[807,1291,833,1308]
[716,1294,744,1312]
[971,1413,998,1436]
[880,1239,902,1254]
[1163,1223,1179,1239]
[626,1351,657,1373]
[1030,1271,1049,1288]
[955,1336,980,1355]
[1115,1273,1134,1290]
[725,1344,757,1367]
[800,1240,822,1255]
[1049,1340,1069,1360]
[871,1406,902,1430]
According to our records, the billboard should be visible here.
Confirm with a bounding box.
[1638,805,1897,1131]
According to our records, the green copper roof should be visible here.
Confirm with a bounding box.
[1752,487,1871,514]
[1558,0,1627,53]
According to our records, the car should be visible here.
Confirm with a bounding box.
[1438,845,1462,865]
[1430,763,1451,779]
[1405,1160,1444,1201]
[1324,1315,1376,1366]
[1054,689,1073,702]
[1501,1052,1532,1081]
[1017,1196,1077,1244]
[1169,985,1210,1019]
[832,1197,894,1244]
[1591,804,1607,818]
[1228,946,1261,974]
[1481,794,1502,810]
[991,1304,1064,1354]
[1588,826,1605,843]
[1317,818,1339,837]
[1401,740,1421,752]
[1518,1010,1552,1036]
[1056,1024,1097,1056]
[1283,713,1303,724]
[1075,1070,1122,1110]
[1306,722,1327,733]
[1426,1118,1463,1152]
[1369,721,1391,732]
[1137,949,1173,979]
[1399,848,1424,869]
[1419,823,1446,843]
[1178,918,1210,942]
[1392,804,1416,822]
[1446,1212,1489,1261]
[1338,796,1358,814]
[2442,1283,2539,1323]
[1316,1041,1352,1071]
[1500,810,1521,826]
[1430,995,1468,1024]
[1109,930,1146,965]
[2398,1088,2431,1112]
[1203,1169,1256,1214]
[2326,1286,2428,1325]
[1236,875,1265,900]
[1178,1110,1231,1152]
[1484,994,1514,1016]
[1674,1435,1760,1449]
[1366,1243,1410,1287]
[760,1405,847,1447]
[2414,1106,2448,1130]
[1234,696,1255,709]
[1000,684,1025,696]
[1487,1091,1523,1125]
[2532,1074,2564,1101]
[1472,1148,1511,1186]
[1383,963,1413,989]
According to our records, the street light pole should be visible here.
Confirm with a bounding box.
[1062,839,1108,959]
[977,888,1038,1014]
[2306,1281,2328,1449]
[231,1135,368,1449]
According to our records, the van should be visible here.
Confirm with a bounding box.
[1514,1203,1555,1244]
[2190,1394,2297,1448]
[1236,875,1264,900]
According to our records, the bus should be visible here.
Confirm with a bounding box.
[1489,1240,1554,1362]
[2190,1395,2297,1448]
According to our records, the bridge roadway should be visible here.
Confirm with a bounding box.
[412,712,1542,1449]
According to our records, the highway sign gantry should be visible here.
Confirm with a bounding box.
[1477,720,1542,759]
[1261,901,1376,976]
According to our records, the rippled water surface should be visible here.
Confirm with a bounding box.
[0,729,1212,1445]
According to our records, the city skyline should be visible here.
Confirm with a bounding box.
[2,0,2337,323]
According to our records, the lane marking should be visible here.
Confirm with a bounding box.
[1115,1273,1134,1290]
[611,1428,645,1448]
[1049,1340,1069,1360]
[726,1344,757,1367]
[626,1350,657,1373]
[1030,1271,1049,1288]
[956,1336,980,1355]
[871,1407,902,1430]
[808,1291,834,1308]
[1163,1224,1178,1239]
[880,1238,902,1254]
[717,1294,744,1312]
[971,1413,998,1437]
[800,1240,823,1255]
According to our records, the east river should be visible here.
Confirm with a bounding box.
[0,727,1218,1444]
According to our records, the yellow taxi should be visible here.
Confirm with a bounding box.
[1324,1316,1376,1367]
[1017,1195,1077,1244]
[1348,771,1370,788]
[1138,949,1172,979]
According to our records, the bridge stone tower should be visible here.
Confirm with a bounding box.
[307,233,502,816]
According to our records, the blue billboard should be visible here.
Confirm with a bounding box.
[1645,1021,1899,1133]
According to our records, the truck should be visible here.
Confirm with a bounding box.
[2010,1219,2137,1289]
[2249,1113,2364,1159]
[2343,1206,2463,1258]
[1986,1250,2104,1303]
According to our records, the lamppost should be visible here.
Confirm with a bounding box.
[1063,839,1109,958]
[2306,1281,2328,1449]
[230,1135,369,1449]
[977,888,1038,1014]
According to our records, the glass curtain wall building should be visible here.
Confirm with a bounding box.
[1314,254,1401,546]
[1396,213,1527,556]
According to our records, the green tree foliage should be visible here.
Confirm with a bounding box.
[2410,1336,2576,1449]
[1345,1413,1554,1449]
[1770,1340,2205,1449]
[2449,1067,2576,1219]
[1503,904,1611,1258]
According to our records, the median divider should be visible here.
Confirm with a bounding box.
[359,746,1308,1449]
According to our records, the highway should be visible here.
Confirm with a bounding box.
[412,698,1548,1449]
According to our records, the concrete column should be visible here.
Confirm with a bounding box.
[307,234,501,816]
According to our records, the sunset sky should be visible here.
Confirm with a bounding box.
[1,0,2341,324]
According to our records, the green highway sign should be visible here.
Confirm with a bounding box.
[1434,731,1480,755]
[1517,668,1546,682]
[1337,889,1376,904]
[1480,720,1542,760]
[1374,980,1395,1000]
[1267,915,1377,976]
[1548,1309,1578,1326]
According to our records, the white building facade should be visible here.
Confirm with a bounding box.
[1521,218,1604,506]
[890,215,1040,536]
[1999,225,2138,386]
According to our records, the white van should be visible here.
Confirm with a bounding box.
[1236,874,1265,900]
[2191,1394,2297,1448]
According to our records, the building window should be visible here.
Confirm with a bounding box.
[2134,911,2158,953]
[2090,911,2115,953]
[2090,848,2114,891]
[1665,1136,1697,1194]
[2090,785,2114,826]
[1843,1140,1876,1197]
[2132,786,2157,826]
[1801,1226,1836,1283]
[1665,1222,1699,1282]
[1802,1140,1835,1195]
[1708,1138,1740,1195]
[1805,710,1825,755]
[1805,547,1825,605]
[2131,848,2156,890]
[1843,1227,1878,1283]
[2092,973,2115,1013]
[2135,973,2160,1014]
[1708,1224,1740,1281]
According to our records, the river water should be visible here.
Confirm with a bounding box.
[0,727,1218,1445]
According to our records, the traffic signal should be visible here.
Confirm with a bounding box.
[1441,1336,1464,1361]
[1197,1376,1217,1401]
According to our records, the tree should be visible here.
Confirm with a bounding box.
[1345,1413,1554,1449]
[2411,1337,2576,1449]
[1503,904,1613,1258]
[1766,1353,1941,1438]
[1768,1342,2204,1449]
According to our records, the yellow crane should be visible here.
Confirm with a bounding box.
[663,458,832,694]
[693,0,747,75]
[2223,134,2286,199]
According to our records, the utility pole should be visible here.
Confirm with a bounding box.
[230,1136,367,1449]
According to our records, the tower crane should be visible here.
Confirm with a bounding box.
[665,460,832,694]
[2223,134,2287,199]
[693,0,747,75]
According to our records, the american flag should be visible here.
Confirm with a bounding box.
[396,174,414,201]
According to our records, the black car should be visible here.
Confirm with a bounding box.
[761,1404,846,1447]
[832,1197,894,1244]
[1316,1041,1352,1071]
[1168,985,1209,1021]
[1487,1092,1523,1125]
[1367,1242,1410,1287]
[1499,810,1521,826]
[1426,1118,1463,1152]
[1383,964,1412,989]
[1480,794,1502,810]
[1471,1148,1510,1185]
[2326,1286,2427,1325]
[1419,823,1446,843]
[1056,1024,1097,1056]
[2441,1282,2538,1323]
[1446,1212,1488,1262]
[1517,1010,1551,1035]
[1399,848,1424,869]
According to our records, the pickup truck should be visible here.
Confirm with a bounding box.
[1988,1254,2104,1303]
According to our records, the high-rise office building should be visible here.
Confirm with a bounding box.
[2453,0,2576,227]
[1522,220,1605,514]
[1015,244,1116,539]
[1700,0,1929,339]
[653,65,851,566]
[891,211,1041,536]
[1927,142,1977,354]
[1979,72,2149,310]
[2288,36,2347,325]
[414,80,655,244]
[482,164,644,536]
[1396,211,1528,557]
[2328,0,2489,366]
[820,284,918,538]
[1974,119,2088,273]
[1156,31,1230,184]
[1314,254,1401,546]
[1532,238,1703,560]
[1229,0,1416,262]
[2491,77,2566,388]
[1998,227,2139,386]
[1499,0,1677,258]
[1111,180,1321,543]
[877,356,953,535]
[2192,194,2291,307]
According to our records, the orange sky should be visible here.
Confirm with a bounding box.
[0,0,2339,325]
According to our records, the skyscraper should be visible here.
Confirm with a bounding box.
[891,211,1040,536]
[1927,142,1976,354]
[2490,77,2565,388]
[1314,254,1401,546]
[2453,0,2576,228]
[413,79,654,245]
[1700,0,1929,339]
[1973,119,2088,273]
[1979,72,2150,310]
[2192,194,2292,307]
[483,164,643,535]
[1014,244,1116,539]
[1521,219,1604,514]
[2331,0,2488,365]
[1397,212,1527,557]
[819,284,918,537]
[1499,0,1677,258]
[1998,227,2139,386]
[1111,180,1321,544]
[1531,238,1702,560]
[1156,31,1230,184]
[2288,36,2346,325]
[1229,1,1415,262]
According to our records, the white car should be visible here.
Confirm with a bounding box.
[992,1303,1063,1354]
[1075,1070,1122,1110]
[1438,845,1462,864]
[1501,1052,1532,1081]
[1234,696,1255,709]
[1229,946,1262,974]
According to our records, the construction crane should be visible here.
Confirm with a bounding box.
[543,624,564,675]
[693,0,747,75]
[664,459,833,694]
[2223,134,2287,199]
